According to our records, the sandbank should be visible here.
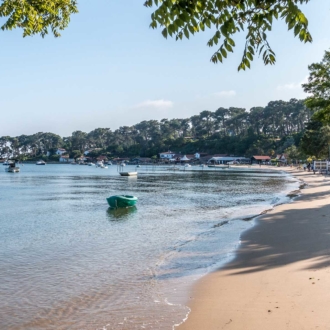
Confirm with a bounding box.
[178,168,330,330]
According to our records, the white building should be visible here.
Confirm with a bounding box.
[56,148,67,155]
[159,151,176,160]
[208,156,248,164]
[59,155,74,163]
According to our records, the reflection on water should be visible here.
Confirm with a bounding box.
[107,206,138,220]
[0,164,298,330]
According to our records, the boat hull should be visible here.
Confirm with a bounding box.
[5,167,20,173]
[106,195,138,208]
[119,172,137,176]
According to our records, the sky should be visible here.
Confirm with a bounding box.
[1,0,330,137]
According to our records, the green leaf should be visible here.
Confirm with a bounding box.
[221,47,227,58]
[162,28,168,39]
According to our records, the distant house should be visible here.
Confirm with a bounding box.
[276,154,288,163]
[76,156,87,162]
[84,148,102,156]
[96,155,108,162]
[112,157,130,163]
[56,148,67,155]
[59,155,74,163]
[159,151,176,160]
[208,156,248,164]
[251,155,271,164]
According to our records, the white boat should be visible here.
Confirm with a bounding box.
[36,160,46,165]
[96,161,104,167]
[88,163,95,166]
[107,161,112,165]
[184,164,191,167]
[3,160,13,166]
[5,161,20,173]
[120,162,126,167]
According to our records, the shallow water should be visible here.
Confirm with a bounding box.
[0,164,298,329]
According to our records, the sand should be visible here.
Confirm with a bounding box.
[177,168,330,330]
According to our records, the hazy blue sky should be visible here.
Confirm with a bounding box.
[1,0,329,137]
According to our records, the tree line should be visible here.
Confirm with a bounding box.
[0,98,320,161]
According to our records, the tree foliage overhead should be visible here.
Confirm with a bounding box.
[303,50,330,123]
[0,1,313,69]
[145,0,312,70]
[0,0,78,37]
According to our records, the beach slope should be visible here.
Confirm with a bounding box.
[178,169,330,330]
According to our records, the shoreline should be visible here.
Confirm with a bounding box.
[177,168,330,330]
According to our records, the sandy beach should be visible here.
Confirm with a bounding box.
[178,168,330,330]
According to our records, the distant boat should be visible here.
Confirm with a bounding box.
[5,160,20,173]
[107,161,112,165]
[88,162,95,166]
[184,164,191,167]
[96,161,104,167]
[36,160,46,165]
[3,160,13,166]
[119,172,137,176]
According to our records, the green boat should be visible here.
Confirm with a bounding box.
[106,195,138,209]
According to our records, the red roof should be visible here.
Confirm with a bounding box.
[97,156,108,160]
[252,156,271,160]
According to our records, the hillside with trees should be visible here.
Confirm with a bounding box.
[0,98,319,162]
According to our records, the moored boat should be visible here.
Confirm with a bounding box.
[36,160,46,165]
[5,160,20,173]
[119,172,137,176]
[106,195,138,208]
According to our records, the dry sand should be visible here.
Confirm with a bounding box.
[178,168,330,330]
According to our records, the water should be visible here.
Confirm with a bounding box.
[0,164,299,330]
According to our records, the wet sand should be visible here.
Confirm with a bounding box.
[178,168,330,330]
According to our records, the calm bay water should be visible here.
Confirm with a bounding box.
[0,164,298,330]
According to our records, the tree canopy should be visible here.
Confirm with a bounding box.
[0,1,313,69]
[303,50,330,123]
[0,0,78,37]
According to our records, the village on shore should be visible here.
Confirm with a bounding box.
[0,147,291,166]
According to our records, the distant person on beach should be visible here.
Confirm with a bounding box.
[303,163,307,171]
[307,163,311,171]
